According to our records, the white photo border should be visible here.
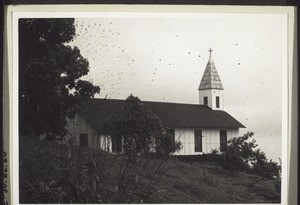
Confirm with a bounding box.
[5,5,295,205]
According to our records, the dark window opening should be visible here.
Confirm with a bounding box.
[79,134,88,147]
[204,97,208,105]
[220,130,227,152]
[167,129,175,144]
[112,135,122,153]
[194,129,202,152]
[216,96,220,108]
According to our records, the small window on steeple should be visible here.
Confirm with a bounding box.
[216,96,220,108]
[204,97,208,105]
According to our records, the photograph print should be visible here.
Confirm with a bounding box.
[17,9,288,204]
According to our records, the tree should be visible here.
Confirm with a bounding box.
[104,95,181,158]
[224,132,281,180]
[224,132,257,171]
[252,151,281,180]
[19,19,100,139]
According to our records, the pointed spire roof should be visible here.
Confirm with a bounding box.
[198,48,224,90]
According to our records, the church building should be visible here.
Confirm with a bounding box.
[66,49,245,155]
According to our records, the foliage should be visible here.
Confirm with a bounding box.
[224,132,257,171]
[19,18,100,139]
[20,137,281,203]
[156,130,182,157]
[224,132,281,180]
[251,151,280,180]
[19,137,180,203]
[104,94,181,158]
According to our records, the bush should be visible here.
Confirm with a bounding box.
[224,132,281,180]
[104,95,181,158]
[19,137,180,203]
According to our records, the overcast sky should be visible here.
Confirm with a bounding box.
[68,13,287,162]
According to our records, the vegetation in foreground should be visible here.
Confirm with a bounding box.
[20,136,280,203]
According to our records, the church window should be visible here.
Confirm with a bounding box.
[194,129,202,152]
[204,97,208,105]
[112,135,122,153]
[220,130,227,152]
[216,96,220,108]
[79,134,88,147]
[167,129,175,144]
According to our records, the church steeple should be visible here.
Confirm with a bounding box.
[198,49,224,110]
[198,48,224,91]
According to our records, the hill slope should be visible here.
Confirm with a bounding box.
[19,137,280,203]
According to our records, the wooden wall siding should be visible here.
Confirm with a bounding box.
[65,115,239,156]
[65,115,100,149]
[99,134,112,152]
[173,128,239,155]
[199,89,224,110]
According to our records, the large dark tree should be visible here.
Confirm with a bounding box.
[19,19,100,139]
[104,95,181,158]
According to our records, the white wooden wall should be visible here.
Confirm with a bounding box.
[65,115,113,152]
[65,115,240,156]
[199,89,224,110]
[174,128,239,155]
[99,134,112,152]
[65,115,100,149]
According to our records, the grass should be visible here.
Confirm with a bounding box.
[19,137,281,203]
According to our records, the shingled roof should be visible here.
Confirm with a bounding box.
[81,98,245,133]
[198,55,224,90]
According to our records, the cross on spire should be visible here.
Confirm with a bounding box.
[209,48,213,58]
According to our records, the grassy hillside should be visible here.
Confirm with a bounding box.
[19,137,280,203]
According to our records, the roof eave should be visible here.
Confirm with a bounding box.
[198,87,224,91]
[165,125,245,129]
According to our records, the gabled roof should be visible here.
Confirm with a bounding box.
[81,98,245,133]
[198,57,224,90]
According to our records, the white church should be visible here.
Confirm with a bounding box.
[66,49,245,155]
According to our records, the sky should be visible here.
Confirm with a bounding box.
[68,13,287,162]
